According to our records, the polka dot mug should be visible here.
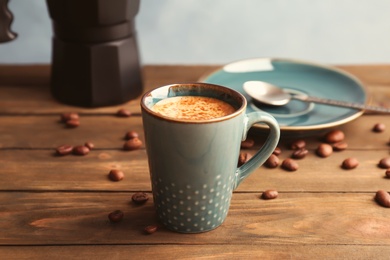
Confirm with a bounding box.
[141,83,280,233]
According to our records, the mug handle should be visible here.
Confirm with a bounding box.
[233,112,280,190]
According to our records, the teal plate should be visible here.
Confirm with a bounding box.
[200,58,366,132]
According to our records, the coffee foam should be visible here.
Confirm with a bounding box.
[151,96,236,120]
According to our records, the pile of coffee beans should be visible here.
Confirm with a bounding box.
[375,190,390,208]
[131,192,149,205]
[108,169,125,182]
[108,210,124,223]
[144,225,158,234]
[373,123,386,133]
[123,137,143,151]
[341,157,359,169]
[264,154,279,168]
[116,108,132,117]
[281,158,299,171]
[242,122,390,208]
[238,152,252,167]
[60,112,80,128]
[56,142,94,156]
[261,189,278,200]
[56,111,157,232]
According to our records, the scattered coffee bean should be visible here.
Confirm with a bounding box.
[84,142,94,150]
[332,141,348,151]
[373,123,386,133]
[375,190,390,208]
[264,154,280,168]
[108,210,124,223]
[125,131,139,140]
[60,112,79,123]
[281,158,298,171]
[291,148,308,159]
[316,143,333,158]
[290,139,306,150]
[341,157,359,169]
[378,157,390,169]
[56,144,74,156]
[241,138,255,149]
[324,129,345,143]
[238,152,252,167]
[108,169,124,182]
[272,147,282,156]
[65,119,80,128]
[261,189,278,200]
[132,192,149,205]
[116,108,132,117]
[123,138,143,151]
[144,225,158,234]
[385,170,390,178]
[73,145,90,155]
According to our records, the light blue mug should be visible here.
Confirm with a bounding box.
[141,83,280,233]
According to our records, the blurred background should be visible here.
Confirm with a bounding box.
[1,0,390,65]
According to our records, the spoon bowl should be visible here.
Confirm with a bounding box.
[243,81,292,106]
[243,80,390,114]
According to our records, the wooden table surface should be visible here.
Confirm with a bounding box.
[1,64,390,259]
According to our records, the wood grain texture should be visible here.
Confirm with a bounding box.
[1,64,390,114]
[1,244,390,260]
[1,192,390,246]
[1,64,390,259]
[1,147,390,192]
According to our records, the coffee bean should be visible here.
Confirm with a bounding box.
[56,144,74,156]
[60,112,79,123]
[84,142,94,150]
[108,210,124,223]
[108,169,124,182]
[378,157,390,169]
[116,108,132,117]
[341,157,359,169]
[316,143,333,158]
[291,148,308,159]
[324,129,345,143]
[264,154,279,168]
[238,152,252,167]
[66,119,80,128]
[272,147,282,156]
[123,138,143,151]
[241,138,254,149]
[261,189,278,200]
[375,190,390,208]
[281,158,298,171]
[373,123,386,133]
[385,170,390,178]
[132,192,149,205]
[290,139,306,150]
[332,141,348,151]
[144,225,158,234]
[125,131,139,140]
[73,145,90,155]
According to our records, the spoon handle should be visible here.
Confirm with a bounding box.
[292,95,390,113]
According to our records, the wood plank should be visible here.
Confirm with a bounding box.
[0,115,145,149]
[1,113,389,149]
[0,115,389,192]
[1,244,389,260]
[1,65,390,114]
[1,192,390,246]
[1,147,390,192]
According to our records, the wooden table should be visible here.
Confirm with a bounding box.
[1,64,390,259]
